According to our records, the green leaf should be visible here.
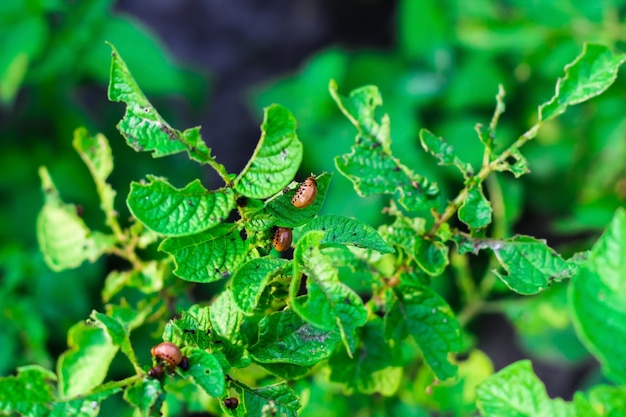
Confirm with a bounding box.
[123,379,165,417]
[127,177,235,236]
[72,128,117,222]
[330,80,439,211]
[263,173,331,228]
[476,360,576,417]
[494,148,530,179]
[231,257,290,314]
[485,235,572,295]
[577,385,626,416]
[0,365,56,416]
[165,305,213,350]
[234,104,303,199]
[569,208,626,384]
[329,319,402,396]
[476,84,506,155]
[89,311,140,373]
[539,44,626,122]
[50,398,101,417]
[414,236,449,276]
[458,183,493,229]
[419,129,472,176]
[37,167,114,271]
[291,231,368,353]
[184,348,226,398]
[249,308,341,366]
[57,322,118,399]
[107,43,221,166]
[385,285,461,381]
[298,214,394,254]
[209,290,247,366]
[379,214,426,258]
[159,224,248,283]
[240,382,300,417]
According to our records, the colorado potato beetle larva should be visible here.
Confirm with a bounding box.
[272,227,293,251]
[291,176,318,208]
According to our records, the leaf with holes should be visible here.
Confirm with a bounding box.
[485,235,572,295]
[107,43,220,166]
[330,80,439,211]
[159,224,247,282]
[420,129,472,176]
[234,104,303,199]
[127,176,235,236]
[184,348,225,398]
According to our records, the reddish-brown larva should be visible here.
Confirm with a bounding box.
[151,342,183,367]
[291,177,318,208]
[224,397,239,409]
[272,227,293,251]
[147,364,165,379]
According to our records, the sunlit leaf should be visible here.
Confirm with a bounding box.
[37,167,114,271]
[159,224,248,283]
[57,322,118,399]
[476,360,576,416]
[299,214,394,253]
[569,208,626,384]
[127,176,235,236]
[234,104,303,199]
[0,365,56,416]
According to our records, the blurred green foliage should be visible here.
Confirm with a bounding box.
[0,0,208,377]
[254,0,626,236]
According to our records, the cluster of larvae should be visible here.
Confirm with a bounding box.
[272,176,318,251]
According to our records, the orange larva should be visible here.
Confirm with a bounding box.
[291,177,318,208]
[151,342,183,367]
[272,227,293,251]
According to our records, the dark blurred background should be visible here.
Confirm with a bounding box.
[2,0,626,412]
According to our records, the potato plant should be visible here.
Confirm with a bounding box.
[1,42,625,417]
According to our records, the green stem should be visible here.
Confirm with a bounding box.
[427,122,541,237]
